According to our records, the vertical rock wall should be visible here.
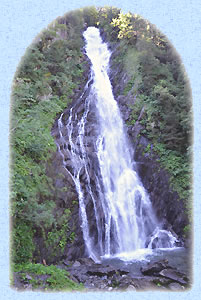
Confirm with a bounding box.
[108,46,189,240]
[49,35,189,263]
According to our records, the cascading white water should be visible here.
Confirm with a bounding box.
[56,27,178,262]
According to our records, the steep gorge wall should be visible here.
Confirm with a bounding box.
[49,33,189,264]
[49,31,191,264]
[108,43,189,240]
[48,60,92,261]
[50,55,108,261]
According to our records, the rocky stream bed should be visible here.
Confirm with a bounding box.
[13,247,191,292]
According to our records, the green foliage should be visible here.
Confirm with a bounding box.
[144,143,151,153]
[13,263,83,291]
[12,221,35,263]
[119,38,192,210]
[122,48,142,96]
[183,224,191,237]
[97,6,121,40]
[111,12,150,45]
[124,48,140,77]
[108,8,192,220]
[126,96,144,126]
[154,143,192,203]
[111,12,134,39]
[10,93,69,234]
[82,6,98,26]
[44,209,75,259]
[10,14,86,264]
[111,11,169,48]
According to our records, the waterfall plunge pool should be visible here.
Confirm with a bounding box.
[101,247,191,277]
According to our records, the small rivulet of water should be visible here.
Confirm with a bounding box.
[56,27,178,262]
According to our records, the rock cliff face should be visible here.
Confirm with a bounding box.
[49,35,188,262]
[49,59,92,261]
[108,46,188,239]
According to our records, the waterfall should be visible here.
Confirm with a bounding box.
[56,27,178,262]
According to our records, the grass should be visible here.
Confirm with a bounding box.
[13,263,83,291]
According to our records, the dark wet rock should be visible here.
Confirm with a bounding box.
[35,274,50,282]
[72,261,81,267]
[23,283,33,290]
[131,133,189,241]
[63,261,141,290]
[65,263,129,281]
[126,284,137,291]
[77,257,95,266]
[64,266,88,283]
[125,277,159,291]
[159,268,188,285]
[13,272,51,291]
[145,229,179,249]
[168,282,185,291]
[13,254,191,292]
[26,274,32,280]
[152,276,172,286]
[63,259,73,266]
[140,258,189,289]
[86,266,129,277]
[13,273,25,289]
[141,259,170,275]
[62,258,187,291]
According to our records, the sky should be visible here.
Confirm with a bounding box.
[0,0,201,299]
